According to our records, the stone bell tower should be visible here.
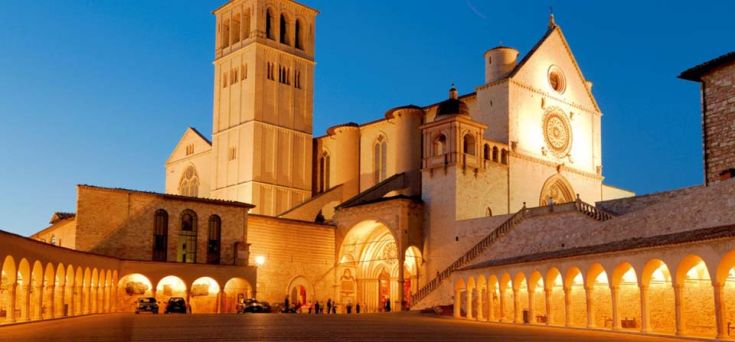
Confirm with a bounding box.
[210,0,318,216]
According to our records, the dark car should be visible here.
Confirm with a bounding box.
[238,298,272,313]
[165,297,188,314]
[135,297,159,314]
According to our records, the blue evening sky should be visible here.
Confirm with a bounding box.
[0,1,732,236]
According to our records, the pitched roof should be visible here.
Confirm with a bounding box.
[49,212,76,224]
[679,51,735,81]
[78,184,255,209]
[188,127,212,145]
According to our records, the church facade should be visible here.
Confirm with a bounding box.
[1,0,734,340]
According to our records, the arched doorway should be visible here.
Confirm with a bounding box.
[611,262,640,331]
[223,278,252,313]
[1,256,17,323]
[546,268,565,326]
[539,174,574,206]
[338,220,401,313]
[190,277,219,313]
[155,276,187,306]
[565,267,586,327]
[586,263,612,329]
[404,246,422,308]
[676,255,715,337]
[117,273,153,313]
[287,276,313,312]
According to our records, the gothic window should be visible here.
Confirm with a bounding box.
[185,144,194,156]
[265,9,274,40]
[318,152,330,193]
[178,210,197,263]
[241,64,247,80]
[231,69,237,84]
[179,166,199,197]
[492,146,499,162]
[207,215,222,264]
[222,20,230,48]
[153,209,168,261]
[280,14,290,45]
[231,13,241,44]
[373,135,388,184]
[294,70,302,89]
[295,19,303,50]
[483,144,491,161]
[433,134,446,156]
[463,134,476,156]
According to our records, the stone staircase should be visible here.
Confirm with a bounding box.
[410,198,615,307]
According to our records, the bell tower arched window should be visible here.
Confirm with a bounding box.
[265,9,274,40]
[373,135,388,184]
[178,210,197,264]
[295,19,303,50]
[280,14,290,45]
[207,215,222,265]
[153,209,168,261]
[463,134,476,156]
[433,134,446,156]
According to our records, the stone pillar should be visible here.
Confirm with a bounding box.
[527,289,535,324]
[46,285,55,319]
[75,285,83,315]
[544,288,552,325]
[466,288,473,319]
[6,282,17,323]
[476,288,484,321]
[512,288,520,323]
[58,284,66,317]
[639,285,649,334]
[487,287,495,322]
[104,285,110,313]
[33,284,43,320]
[563,288,571,327]
[20,284,30,322]
[454,288,461,318]
[186,290,191,314]
[714,283,726,339]
[610,286,620,330]
[674,284,684,336]
[585,286,595,328]
[498,289,505,322]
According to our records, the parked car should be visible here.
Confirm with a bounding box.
[165,297,188,314]
[238,298,272,313]
[135,297,159,314]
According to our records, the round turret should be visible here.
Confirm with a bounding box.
[484,46,519,84]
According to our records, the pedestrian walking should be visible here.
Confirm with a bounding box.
[314,301,320,314]
[284,296,290,313]
[308,300,313,314]
[346,302,352,314]
[327,298,332,314]
[384,297,391,312]
[356,302,361,314]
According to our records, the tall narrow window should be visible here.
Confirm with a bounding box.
[295,19,303,50]
[265,9,274,40]
[178,210,197,264]
[207,215,222,264]
[231,13,241,44]
[318,152,330,193]
[222,20,230,48]
[492,146,499,162]
[433,134,446,156]
[243,11,251,39]
[374,135,388,184]
[153,210,168,261]
[280,14,290,45]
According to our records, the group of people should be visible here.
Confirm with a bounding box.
[284,296,363,314]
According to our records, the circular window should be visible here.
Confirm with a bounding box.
[542,109,572,157]
[548,65,566,93]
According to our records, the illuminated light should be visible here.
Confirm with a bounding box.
[553,275,563,287]
[685,261,709,280]
[255,255,266,266]
[595,271,609,284]
[573,273,583,285]
[728,268,735,280]
[622,268,637,284]
[157,275,186,292]
[652,268,666,283]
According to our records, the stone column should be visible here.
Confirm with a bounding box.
[186,290,191,314]
[527,289,535,324]
[454,288,461,318]
[610,286,620,330]
[498,289,505,322]
[639,285,649,334]
[104,285,110,313]
[487,287,495,321]
[714,282,726,339]
[674,284,684,336]
[6,282,17,323]
[75,285,83,315]
[20,284,30,322]
[512,288,520,324]
[46,285,55,319]
[58,284,66,317]
[33,284,43,320]
[585,286,595,328]
[466,288,473,319]
[476,288,484,321]
[563,288,572,327]
[544,288,552,325]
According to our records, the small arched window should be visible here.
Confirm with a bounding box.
[501,149,508,164]
[243,11,251,39]
[318,152,330,193]
[280,14,290,45]
[207,215,222,265]
[433,134,446,156]
[231,13,241,44]
[492,146,499,162]
[178,210,197,263]
[483,144,491,161]
[463,134,476,156]
[295,19,303,50]
[153,209,168,261]
[373,135,388,184]
[265,9,274,40]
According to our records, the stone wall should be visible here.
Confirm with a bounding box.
[32,218,77,249]
[702,63,735,185]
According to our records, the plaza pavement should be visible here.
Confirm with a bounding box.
[0,312,690,341]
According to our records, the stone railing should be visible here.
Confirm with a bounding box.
[410,197,615,306]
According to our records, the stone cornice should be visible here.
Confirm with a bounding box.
[511,151,602,180]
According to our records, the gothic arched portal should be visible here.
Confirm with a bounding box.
[539,174,574,206]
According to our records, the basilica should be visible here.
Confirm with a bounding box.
[1,0,734,340]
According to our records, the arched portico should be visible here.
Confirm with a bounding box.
[117,273,153,313]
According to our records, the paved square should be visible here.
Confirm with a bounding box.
[0,313,688,341]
